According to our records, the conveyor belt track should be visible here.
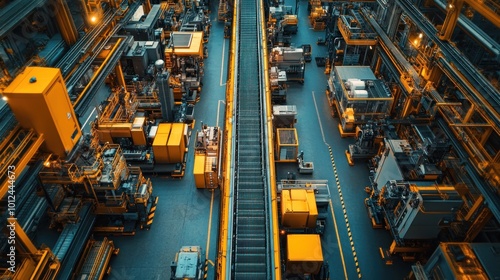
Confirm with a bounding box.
[231,0,272,278]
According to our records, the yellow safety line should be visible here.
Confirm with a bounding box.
[329,198,349,280]
[206,190,215,260]
[329,146,362,279]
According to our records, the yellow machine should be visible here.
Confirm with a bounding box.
[150,122,188,164]
[286,234,324,275]
[3,67,81,157]
[281,189,318,228]
[165,32,205,102]
[309,7,327,30]
[278,181,330,278]
[193,125,221,188]
[39,139,156,233]
[72,238,119,279]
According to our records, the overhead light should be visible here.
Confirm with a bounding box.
[418,33,423,39]
[90,16,97,23]
[1,96,7,101]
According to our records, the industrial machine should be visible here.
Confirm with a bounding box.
[277,180,330,278]
[39,138,157,234]
[273,105,299,162]
[345,122,385,166]
[327,66,394,136]
[309,7,327,30]
[407,243,500,279]
[366,180,463,261]
[270,46,305,84]
[267,5,298,47]
[301,44,312,62]
[164,31,205,103]
[193,124,222,189]
[297,151,314,174]
[170,246,204,280]
[72,237,119,279]
[270,66,287,104]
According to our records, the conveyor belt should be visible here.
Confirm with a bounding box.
[231,0,272,278]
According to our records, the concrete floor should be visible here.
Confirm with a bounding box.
[67,1,412,279]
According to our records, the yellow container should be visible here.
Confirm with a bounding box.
[306,190,318,228]
[281,189,309,228]
[281,189,318,228]
[286,234,323,275]
[3,67,81,157]
[97,129,113,143]
[131,117,147,146]
[109,123,132,138]
[193,154,206,188]
[275,128,299,162]
[153,133,169,163]
[157,123,172,135]
[167,123,186,163]
[131,127,146,146]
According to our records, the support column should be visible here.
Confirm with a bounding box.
[115,61,126,89]
[55,0,79,45]
[438,0,464,41]
[8,217,37,256]
[143,0,152,14]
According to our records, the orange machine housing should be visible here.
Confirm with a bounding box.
[153,123,172,163]
[286,234,323,275]
[193,154,206,188]
[3,67,81,157]
[167,123,187,163]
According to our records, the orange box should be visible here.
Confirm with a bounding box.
[157,123,172,135]
[153,133,169,163]
[3,67,81,157]
[131,116,146,146]
[286,234,323,275]
[281,189,317,228]
[193,154,206,188]
[167,123,186,163]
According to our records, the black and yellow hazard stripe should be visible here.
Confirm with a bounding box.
[146,196,159,229]
[204,259,208,279]
[328,146,362,278]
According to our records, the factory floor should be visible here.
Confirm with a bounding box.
[274,1,411,279]
[34,2,412,279]
[108,2,412,279]
[103,11,228,280]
